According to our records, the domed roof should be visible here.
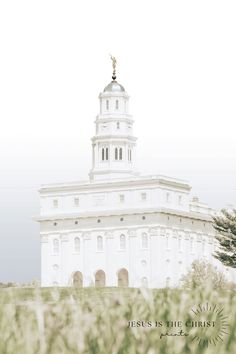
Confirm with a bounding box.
[104,80,125,93]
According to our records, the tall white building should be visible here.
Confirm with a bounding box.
[38,61,230,288]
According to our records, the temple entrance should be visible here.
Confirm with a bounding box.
[118,268,129,287]
[95,270,106,287]
[73,271,83,287]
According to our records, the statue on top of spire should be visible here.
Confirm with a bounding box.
[110,55,117,80]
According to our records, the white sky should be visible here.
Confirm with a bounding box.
[0,0,236,282]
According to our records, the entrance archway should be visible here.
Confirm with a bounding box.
[95,270,106,287]
[118,268,129,287]
[73,271,83,288]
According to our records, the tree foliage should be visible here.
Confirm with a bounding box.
[180,260,227,289]
[213,209,236,268]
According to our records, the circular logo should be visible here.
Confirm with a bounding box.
[188,303,229,347]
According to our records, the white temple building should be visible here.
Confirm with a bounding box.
[38,59,231,288]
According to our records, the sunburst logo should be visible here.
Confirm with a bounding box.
[188,303,229,347]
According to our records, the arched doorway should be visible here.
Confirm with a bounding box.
[118,268,129,287]
[95,270,106,287]
[73,271,83,288]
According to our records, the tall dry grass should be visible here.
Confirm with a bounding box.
[0,286,235,354]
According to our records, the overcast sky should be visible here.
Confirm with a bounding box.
[0,0,236,283]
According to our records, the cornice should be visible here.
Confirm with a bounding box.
[91,135,137,142]
[36,206,213,223]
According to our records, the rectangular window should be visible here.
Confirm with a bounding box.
[117,122,120,129]
[141,192,147,201]
[119,194,125,203]
[178,195,182,205]
[116,100,119,110]
[106,100,109,110]
[53,199,58,208]
[74,197,79,207]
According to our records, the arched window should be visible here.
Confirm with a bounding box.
[202,239,206,255]
[117,122,120,129]
[97,236,103,251]
[166,277,170,287]
[178,236,182,251]
[106,100,109,110]
[190,238,194,253]
[106,147,109,160]
[166,235,170,249]
[115,100,119,110]
[74,237,80,253]
[115,148,118,160]
[120,234,126,250]
[119,148,122,160]
[53,199,58,208]
[178,195,182,205]
[74,197,79,206]
[102,148,105,161]
[141,277,148,287]
[141,192,146,201]
[141,233,148,249]
[53,239,59,254]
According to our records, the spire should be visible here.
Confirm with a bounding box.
[110,55,117,80]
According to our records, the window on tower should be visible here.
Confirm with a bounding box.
[102,148,105,161]
[106,100,109,110]
[117,122,120,129]
[115,148,118,160]
[115,100,119,110]
[128,149,132,162]
[119,148,122,160]
[106,147,109,160]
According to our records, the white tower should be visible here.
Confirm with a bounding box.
[89,57,138,181]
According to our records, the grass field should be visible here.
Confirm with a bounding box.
[0,286,235,354]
